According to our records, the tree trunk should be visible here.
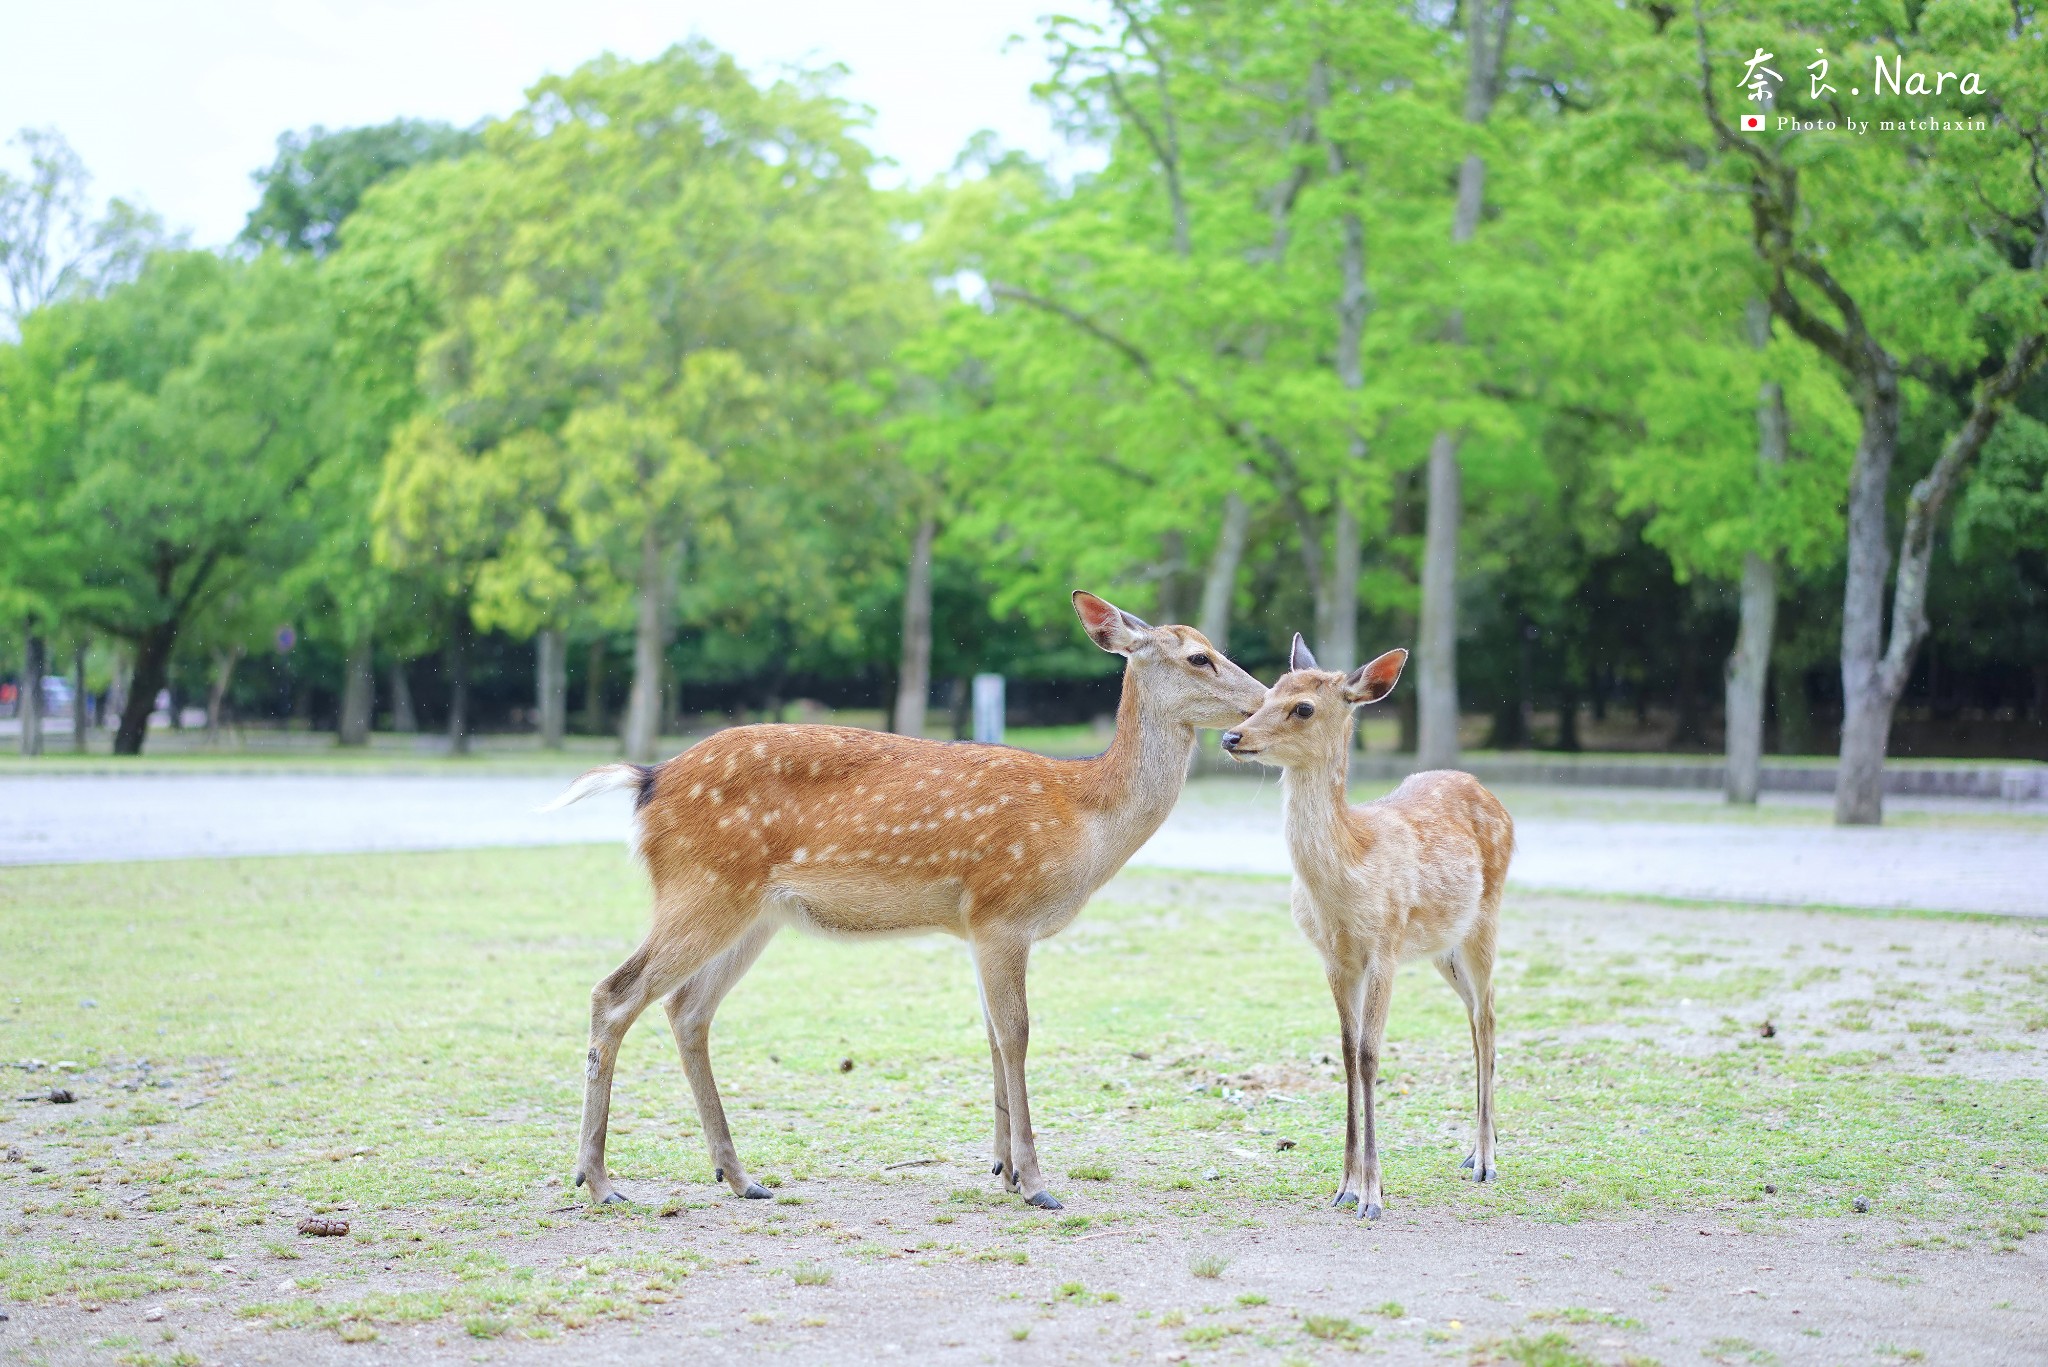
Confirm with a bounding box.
[536,628,567,750]
[115,622,177,756]
[72,641,88,753]
[1197,489,1250,653]
[1416,2,1512,772]
[1725,552,1777,801]
[1319,500,1360,674]
[18,628,45,757]
[1416,432,1462,769]
[388,661,417,733]
[892,513,937,737]
[582,639,605,735]
[1833,375,1902,824]
[446,613,473,757]
[1727,305,1788,803]
[623,525,671,764]
[206,646,243,742]
[1155,530,1191,624]
[337,637,373,747]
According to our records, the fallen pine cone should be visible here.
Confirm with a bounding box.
[297,1217,349,1237]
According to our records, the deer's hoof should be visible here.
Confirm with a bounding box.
[1331,1191,1359,1209]
[1024,1191,1064,1211]
[1361,1201,1383,1221]
[742,1183,772,1199]
[1474,1165,1499,1184]
[992,1161,1005,1176]
[1459,1153,1475,1170]
[599,1190,631,1206]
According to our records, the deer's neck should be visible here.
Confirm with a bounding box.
[1074,664,1197,873]
[1281,760,1358,895]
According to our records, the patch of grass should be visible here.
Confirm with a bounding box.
[1182,1323,1246,1346]
[1702,1337,1776,1365]
[790,1263,831,1286]
[1189,1253,1228,1278]
[1473,1331,1599,1366]
[1235,1292,1268,1306]
[1531,1306,1641,1329]
[1372,1299,1405,1318]
[2,846,2044,1342]
[1009,1325,1030,1341]
[1301,1314,1363,1341]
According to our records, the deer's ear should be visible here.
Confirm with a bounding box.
[1342,648,1408,705]
[1289,633,1318,673]
[1073,591,1150,655]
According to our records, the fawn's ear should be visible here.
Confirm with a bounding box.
[1073,591,1151,655]
[1289,633,1318,673]
[1342,649,1408,705]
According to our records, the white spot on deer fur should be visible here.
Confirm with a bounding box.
[718,817,732,829]
[690,783,703,798]
[897,855,911,865]
[810,761,821,776]
[1009,843,1024,860]
[753,742,767,758]
[709,789,723,804]
[1028,781,1043,793]
[854,785,866,795]
[1029,821,1041,832]
[793,849,808,863]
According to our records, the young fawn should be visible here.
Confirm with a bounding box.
[545,591,1267,1210]
[1220,635,1513,1219]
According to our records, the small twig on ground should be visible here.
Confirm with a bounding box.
[883,1158,945,1170]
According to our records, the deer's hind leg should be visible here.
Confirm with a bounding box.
[575,891,759,1205]
[1434,924,1499,1182]
[664,916,782,1199]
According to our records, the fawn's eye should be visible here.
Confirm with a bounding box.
[1187,652,1212,669]
[1292,701,1316,720]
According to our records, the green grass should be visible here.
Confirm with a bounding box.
[2,847,2043,1343]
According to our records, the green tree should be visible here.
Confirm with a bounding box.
[1689,1,2048,823]
[242,119,478,257]
[5,251,351,754]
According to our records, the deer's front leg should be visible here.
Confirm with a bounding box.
[1326,964,1366,1210]
[975,936,1060,1210]
[576,945,659,1205]
[1354,961,1398,1220]
[979,1002,1017,1192]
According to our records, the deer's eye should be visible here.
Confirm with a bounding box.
[1187,652,1212,670]
[1292,701,1316,720]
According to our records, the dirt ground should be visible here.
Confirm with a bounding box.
[4,1184,2044,1366]
[5,866,2045,1366]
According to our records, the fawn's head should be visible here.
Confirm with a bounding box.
[1072,590,1267,729]
[1220,634,1407,769]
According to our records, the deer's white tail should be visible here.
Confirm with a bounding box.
[539,763,654,812]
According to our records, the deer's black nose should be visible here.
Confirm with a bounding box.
[1221,731,1243,751]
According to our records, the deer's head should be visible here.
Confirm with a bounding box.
[1072,590,1267,730]
[1220,634,1407,769]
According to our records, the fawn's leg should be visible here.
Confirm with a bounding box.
[1326,963,1366,1209]
[1354,960,1398,1220]
[664,918,781,1199]
[575,912,750,1204]
[974,935,1059,1210]
[1434,948,1494,1179]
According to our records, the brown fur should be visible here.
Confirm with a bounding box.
[551,592,1268,1209]
[1222,638,1514,1218]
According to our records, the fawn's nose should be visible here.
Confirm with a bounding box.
[1221,730,1243,751]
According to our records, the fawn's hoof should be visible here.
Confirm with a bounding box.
[1024,1191,1064,1211]
[742,1183,772,1199]
[1361,1201,1383,1221]
[1331,1191,1359,1209]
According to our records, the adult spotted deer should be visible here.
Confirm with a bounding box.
[545,591,1266,1210]
[1221,635,1512,1220]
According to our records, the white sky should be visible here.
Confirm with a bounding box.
[0,0,1093,248]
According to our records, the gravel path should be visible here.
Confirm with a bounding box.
[2,770,2042,915]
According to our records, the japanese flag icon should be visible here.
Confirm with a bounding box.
[1741,113,1765,131]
